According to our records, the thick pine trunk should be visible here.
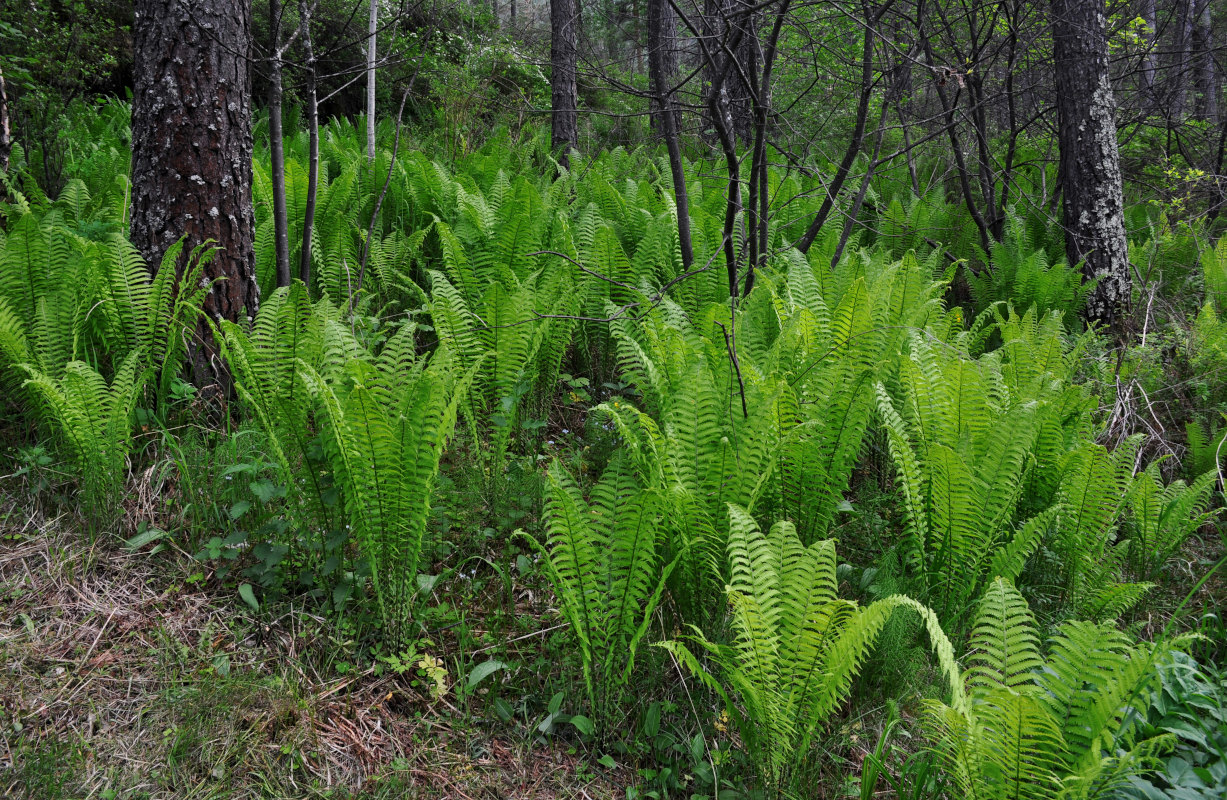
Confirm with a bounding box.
[131,0,258,386]
[550,0,579,167]
[1051,0,1130,329]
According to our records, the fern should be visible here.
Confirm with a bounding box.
[925,578,1178,800]
[1054,437,1151,619]
[1124,461,1219,581]
[300,347,475,646]
[660,506,962,797]
[20,350,148,527]
[518,456,675,732]
[876,333,1060,626]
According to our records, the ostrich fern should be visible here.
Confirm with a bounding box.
[20,350,147,527]
[876,334,1058,626]
[518,457,675,732]
[660,506,963,798]
[926,578,1181,800]
[300,346,475,646]
[1053,437,1153,620]
[1124,461,1218,582]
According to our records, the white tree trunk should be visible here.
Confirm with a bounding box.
[366,0,378,162]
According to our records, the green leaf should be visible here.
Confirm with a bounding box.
[229,500,252,520]
[238,583,259,611]
[467,659,508,688]
[570,715,594,736]
[124,526,169,551]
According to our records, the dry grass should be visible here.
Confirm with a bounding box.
[0,492,626,800]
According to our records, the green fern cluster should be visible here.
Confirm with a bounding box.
[1202,235,1227,312]
[1050,437,1155,619]
[761,248,954,542]
[661,506,962,798]
[876,320,1077,626]
[219,286,474,643]
[20,351,147,526]
[969,214,1091,321]
[518,456,674,730]
[1124,460,1219,582]
[927,578,1183,800]
[0,199,206,523]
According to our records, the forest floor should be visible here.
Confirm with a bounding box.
[0,493,631,800]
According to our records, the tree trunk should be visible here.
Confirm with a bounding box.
[131,0,258,387]
[1051,0,1130,329]
[647,0,680,134]
[1192,0,1216,121]
[367,0,378,161]
[703,0,756,145]
[1173,0,1195,120]
[0,66,11,175]
[1141,0,1157,102]
[299,0,319,288]
[796,13,877,254]
[727,0,757,145]
[550,0,579,167]
[647,0,693,270]
[269,0,291,288]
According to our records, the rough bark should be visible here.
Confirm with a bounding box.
[131,0,258,386]
[647,0,693,270]
[1051,0,1131,329]
[269,0,292,288]
[550,0,579,168]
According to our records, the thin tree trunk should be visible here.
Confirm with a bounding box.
[1192,0,1216,121]
[367,0,378,161]
[648,0,693,270]
[1051,0,1131,329]
[299,0,319,288]
[131,0,258,388]
[833,102,889,267]
[550,0,579,167]
[269,0,291,288]
[1141,0,1157,102]
[745,0,790,296]
[1173,0,1195,120]
[726,0,757,144]
[795,12,877,254]
[0,66,11,175]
